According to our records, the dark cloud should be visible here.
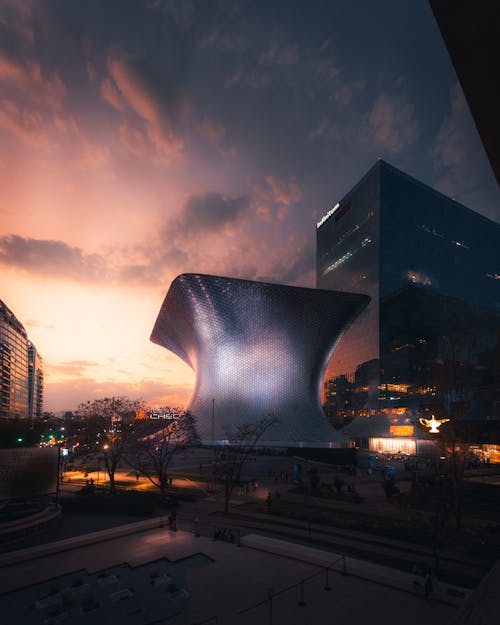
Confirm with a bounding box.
[432,84,499,221]
[174,191,249,235]
[0,235,108,281]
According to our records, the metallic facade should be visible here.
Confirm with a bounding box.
[151,274,369,446]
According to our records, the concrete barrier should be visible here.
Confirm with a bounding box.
[0,504,62,541]
[0,517,165,568]
[240,533,470,607]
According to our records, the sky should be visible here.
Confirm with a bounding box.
[0,0,498,413]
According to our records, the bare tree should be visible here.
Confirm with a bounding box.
[74,396,144,493]
[219,416,278,514]
[126,411,199,498]
[431,420,475,530]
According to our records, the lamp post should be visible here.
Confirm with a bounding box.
[211,399,216,492]
[211,398,215,452]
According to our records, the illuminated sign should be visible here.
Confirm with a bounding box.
[390,425,414,437]
[148,410,181,420]
[419,416,450,434]
[316,203,340,229]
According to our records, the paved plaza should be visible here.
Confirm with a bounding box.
[0,525,458,625]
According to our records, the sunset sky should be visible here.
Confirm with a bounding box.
[0,0,498,412]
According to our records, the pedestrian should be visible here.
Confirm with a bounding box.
[424,573,434,599]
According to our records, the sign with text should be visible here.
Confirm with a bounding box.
[0,447,59,501]
[389,425,415,437]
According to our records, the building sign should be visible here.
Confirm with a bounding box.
[0,447,59,501]
[147,410,182,420]
[316,202,340,228]
[389,425,414,437]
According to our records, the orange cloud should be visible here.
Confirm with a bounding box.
[119,122,147,158]
[79,140,110,168]
[45,377,193,412]
[0,99,48,146]
[0,53,66,108]
[253,175,302,221]
[100,76,126,112]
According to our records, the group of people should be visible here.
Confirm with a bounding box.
[166,510,177,531]
[238,479,259,495]
[213,527,235,542]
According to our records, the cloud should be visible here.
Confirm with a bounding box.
[44,377,193,411]
[0,53,66,108]
[225,66,274,90]
[431,83,498,217]
[0,99,48,146]
[103,57,185,161]
[201,31,249,54]
[257,235,315,286]
[259,44,299,66]
[0,0,34,50]
[25,319,55,330]
[172,191,249,236]
[79,140,110,168]
[116,263,162,286]
[86,62,97,82]
[198,117,225,143]
[53,115,79,135]
[0,235,109,282]
[253,175,302,221]
[365,93,419,153]
[100,76,126,112]
[46,361,100,377]
[433,84,470,170]
[119,123,147,158]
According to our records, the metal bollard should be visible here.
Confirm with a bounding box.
[298,580,307,607]
[324,567,332,591]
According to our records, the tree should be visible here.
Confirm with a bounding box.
[125,411,199,498]
[74,396,145,493]
[219,416,278,514]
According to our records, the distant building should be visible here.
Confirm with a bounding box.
[151,273,369,447]
[317,160,500,435]
[28,341,44,422]
[0,300,43,420]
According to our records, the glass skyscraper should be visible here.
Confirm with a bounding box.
[317,160,500,429]
[0,300,43,420]
[28,341,44,422]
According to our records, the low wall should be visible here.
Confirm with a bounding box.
[240,533,470,607]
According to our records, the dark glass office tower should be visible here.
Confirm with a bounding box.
[317,160,500,428]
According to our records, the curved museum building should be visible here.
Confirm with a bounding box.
[151,274,369,447]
